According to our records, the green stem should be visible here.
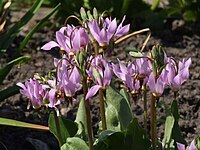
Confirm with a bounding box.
[174,91,177,100]
[99,88,107,130]
[142,86,147,132]
[53,110,62,147]
[82,76,94,150]
[150,94,157,150]
[150,0,161,11]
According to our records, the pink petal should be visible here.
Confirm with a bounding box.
[86,85,102,100]
[41,41,59,50]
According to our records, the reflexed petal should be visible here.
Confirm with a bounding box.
[59,27,67,34]
[119,60,128,74]
[79,28,89,46]
[48,89,57,108]
[177,142,186,150]
[56,31,67,50]
[72,29,81,51]
[103,64,112,86]
[88,20,101,42]
[180,66,190,81]
[70,67,81,83]
[187,140,197,150]
[115,24,130,38]
[156,78,165,95]
[54,58,59,67]
[99,28,108,44]
[86,85,102,100]
[147,73,156,94]
[125,74,134,91]
[185,58,192,68]
[112,63,122,78]
[16,82,26,90]
[108,18,117,34]
[41,41,59,50]
[115,16,130,38]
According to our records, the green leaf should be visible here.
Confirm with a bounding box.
[162,116,175,149]
[171,100,179,120]
[105,86,133,131]
[94,130,125,150]
[183,10,197,22]
[0,0,43,51]
[48,112,78,146]
[129,51,144,58]
[171,100,186,145]
[103,101,121,132]
[124,118,151,150]
[95,118,151,150]
[0,85,20,102]
[0,117,49,131]
[119,89,131,107]
[197,137,200,150]
[16,3,61,56]
[61,137,89,150]
[80,7,87,21]
[0,55,31,84]
[151,44,165,72]
[75,98,87,139]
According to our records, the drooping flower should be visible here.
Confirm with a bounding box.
[56,58,81,98]
[88,16,130,46]
[177,140,197,150]
[86,55,112,100]
[17,78,61,109]
[17,78,45,108]
[112,59,140,94]
[41,25,89,56]
[166,58,191,91]
[147,69,168,97]
[133,57,152,80]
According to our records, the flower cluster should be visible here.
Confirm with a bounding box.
[17,14,130,110]
[16,8,195,150]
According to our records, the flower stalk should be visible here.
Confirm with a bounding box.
[53,110,62,147]
[150,94,157,150]
[142,85,147,132]
[99,88,107,130]
[82,76,94,150]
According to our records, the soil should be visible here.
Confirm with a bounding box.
[0,7,200,150]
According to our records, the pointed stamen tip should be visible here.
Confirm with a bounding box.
[87,77,93,82]
[141,86,146,91]
[56,91,62,99]
[100,87,106,90]
[69,52,75,58]
[99,43,108,50]
[152,93,161,98]
[137,75,145,80]
[131,91,138,95]
[60,47,65,51]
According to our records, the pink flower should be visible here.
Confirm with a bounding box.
[133,57,152,79]
[147,69,168,97]
[166,58,191,91]
[86,55,112,100]
[56,57,81,98]
[177,140,197,150]
[41,25,89,56]
[112,59,140,94]
[88,16,130,46]
[17,78,60,109]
